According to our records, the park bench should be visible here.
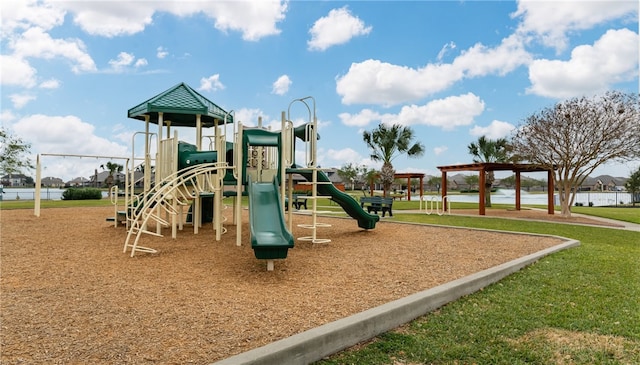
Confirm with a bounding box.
[285,194,308,210]
[360,196,394,217]
[292,194,308,210]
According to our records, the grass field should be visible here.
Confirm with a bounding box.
[316,209,640,364]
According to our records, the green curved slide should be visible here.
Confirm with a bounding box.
[288,168,380,229]
[248,177,294,260]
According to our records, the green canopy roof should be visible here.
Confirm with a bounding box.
[128,82,233,127]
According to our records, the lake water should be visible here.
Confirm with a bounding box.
[414,189,633,207]
[0,187,109,201]
[1,187,632,207]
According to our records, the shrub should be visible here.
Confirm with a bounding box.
[62,188,103,200]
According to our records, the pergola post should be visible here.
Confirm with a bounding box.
[515,171,521,211]
[478,168,486,215]
[547,169,555,214]
[441,170,447,212]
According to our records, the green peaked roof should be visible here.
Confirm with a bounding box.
[128,82,233,127]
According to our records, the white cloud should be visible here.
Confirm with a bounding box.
[323,147,363,165]
[47,1,287,40]
[469,120,515,139]
[436,42,456,62]
[12,114,129,180]
[527,28,639,98]
[156,46,168,59]
[108,52,135,69]
[395,93,485,130]
[336,59,463,106]
[235,108,265,127]
[271,75,292,95]
[9,93,36,109]
[202,1,287,41]
[336,35,529,106]
[10,26,97,73]
[134,58,148,68]
[39,78,60,89]
[339,93,485,131]
[0,54,37,87]
[433,146,448,156]
[452,34,532,77]
[513,0,638,52]
[0,0,65,37]
[1,110,17,124]
[198,74,225,92]
[339,109,383,127]
[63,1,155,37]
[308,6,372,51]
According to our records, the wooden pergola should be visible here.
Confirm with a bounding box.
[394,172,424,201]
[437,163,555,215]
[367,172,425,200]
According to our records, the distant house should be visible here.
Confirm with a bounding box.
[89,171,127,187]
[66,177,90,187]
[41,177,65,188]
[1,174,29,187]
[88,170,146,188]
[449,173,474,191]
[580,175,627,191]
[292,168,346,192]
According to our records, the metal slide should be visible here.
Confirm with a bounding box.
[289,168,380,229]
[248,178,294,260]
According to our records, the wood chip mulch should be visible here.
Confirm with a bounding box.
[1,206,567,364]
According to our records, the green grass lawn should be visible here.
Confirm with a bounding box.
[0,198,119,210]
[316,211,640,364]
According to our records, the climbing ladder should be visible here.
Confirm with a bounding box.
[123,162,228,257]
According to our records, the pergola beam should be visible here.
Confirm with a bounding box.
[437,162,555,216]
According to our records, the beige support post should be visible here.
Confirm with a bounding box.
[214,120,222,241]
[156,112,164,235]
[34,154,41,217]
[194,114,202,234]
[280,111,287,212]
[235,123,244,246]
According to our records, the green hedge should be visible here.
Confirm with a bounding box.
[62,188,103,200]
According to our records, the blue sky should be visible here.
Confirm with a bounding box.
[1,0,638,181]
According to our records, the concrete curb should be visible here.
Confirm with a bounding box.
[212,238,580,365]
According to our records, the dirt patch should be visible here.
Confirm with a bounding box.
[1,207,566,364]
[507,328,639,364]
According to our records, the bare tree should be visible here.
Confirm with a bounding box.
[0,128,33,175]
[337,162,367,190]
[511,91,640,217]
[626,167,640,207]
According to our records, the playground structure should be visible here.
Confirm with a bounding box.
[103,83,380,270]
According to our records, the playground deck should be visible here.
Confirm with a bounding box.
[1,206,564,364]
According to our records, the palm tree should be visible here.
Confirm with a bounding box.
[363,123,425,197]
[101,162,124,197]
[467,136,510,207]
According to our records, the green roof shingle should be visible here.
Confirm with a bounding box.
[128,82,233,127]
